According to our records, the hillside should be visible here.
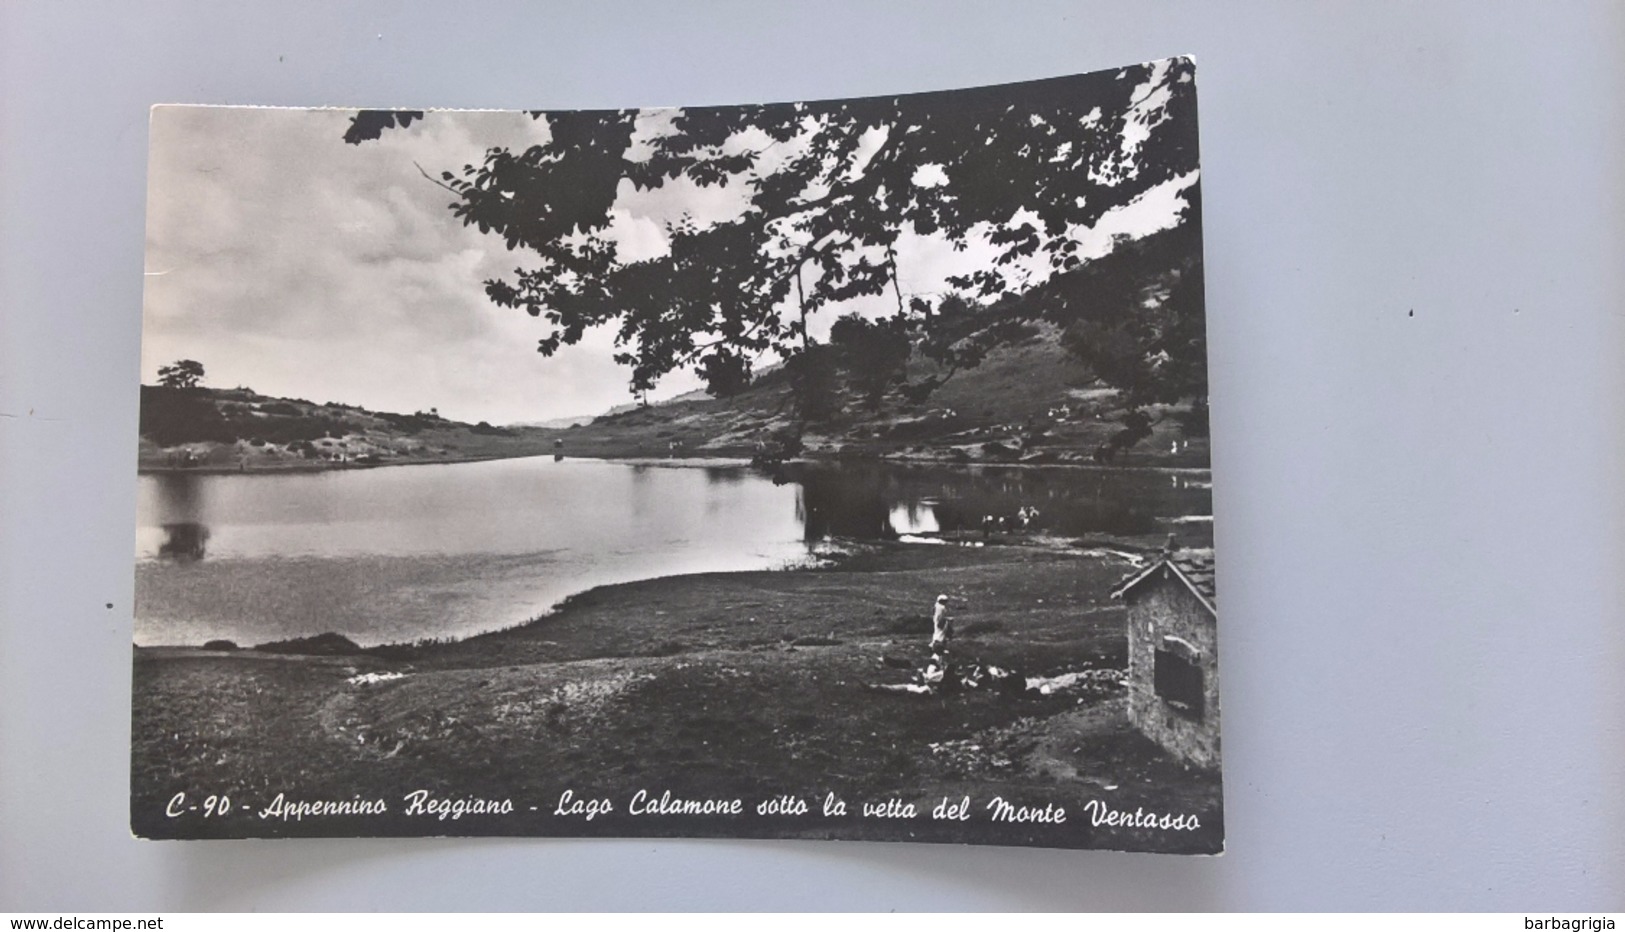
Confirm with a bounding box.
[137,386,560,473]
[138,326,1208,473]
[550,325,1210,467]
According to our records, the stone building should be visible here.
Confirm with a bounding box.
[1111,549,1220,769]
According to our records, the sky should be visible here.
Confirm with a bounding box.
[142,94,1192,425]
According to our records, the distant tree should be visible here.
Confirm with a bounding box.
[829,313,911,409]
[784,344,839,424]
[157,359,205,390]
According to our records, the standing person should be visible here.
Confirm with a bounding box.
[930,594,954,652]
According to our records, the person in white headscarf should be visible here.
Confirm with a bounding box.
[930,593,954,652]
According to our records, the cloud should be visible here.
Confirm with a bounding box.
[141,107,670,423]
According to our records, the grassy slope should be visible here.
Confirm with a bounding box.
[554,326,1210,467]
[136,386,562,473]
[132,544,1223,851]
[137,327,1208,470]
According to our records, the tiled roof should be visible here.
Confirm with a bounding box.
[1111,548,1217,613]
[1170,551,1216,604]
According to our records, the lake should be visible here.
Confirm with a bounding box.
[134,457,1212,647]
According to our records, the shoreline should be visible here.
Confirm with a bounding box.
[136,449,555,476]
[138,447,1214,477]
[133,538,1152,657]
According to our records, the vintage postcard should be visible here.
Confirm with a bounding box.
[132,57,1222,852]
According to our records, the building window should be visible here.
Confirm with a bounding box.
[1154,647,1204,718]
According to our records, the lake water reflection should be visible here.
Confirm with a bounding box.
[134,457,1210,647]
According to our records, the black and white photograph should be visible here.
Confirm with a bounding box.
[130,57,1222,853]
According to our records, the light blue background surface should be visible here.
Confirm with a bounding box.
[2,0,1622,911]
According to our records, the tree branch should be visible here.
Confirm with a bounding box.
[413,161,462,197]
[886,242,905,316]
[795,264,808,350]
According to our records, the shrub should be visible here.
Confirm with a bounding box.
[252,632,362,655]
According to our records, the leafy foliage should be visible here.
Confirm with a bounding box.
[347,60,1206,446]
[343,110,424,145]
[1045,215,1207,410]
